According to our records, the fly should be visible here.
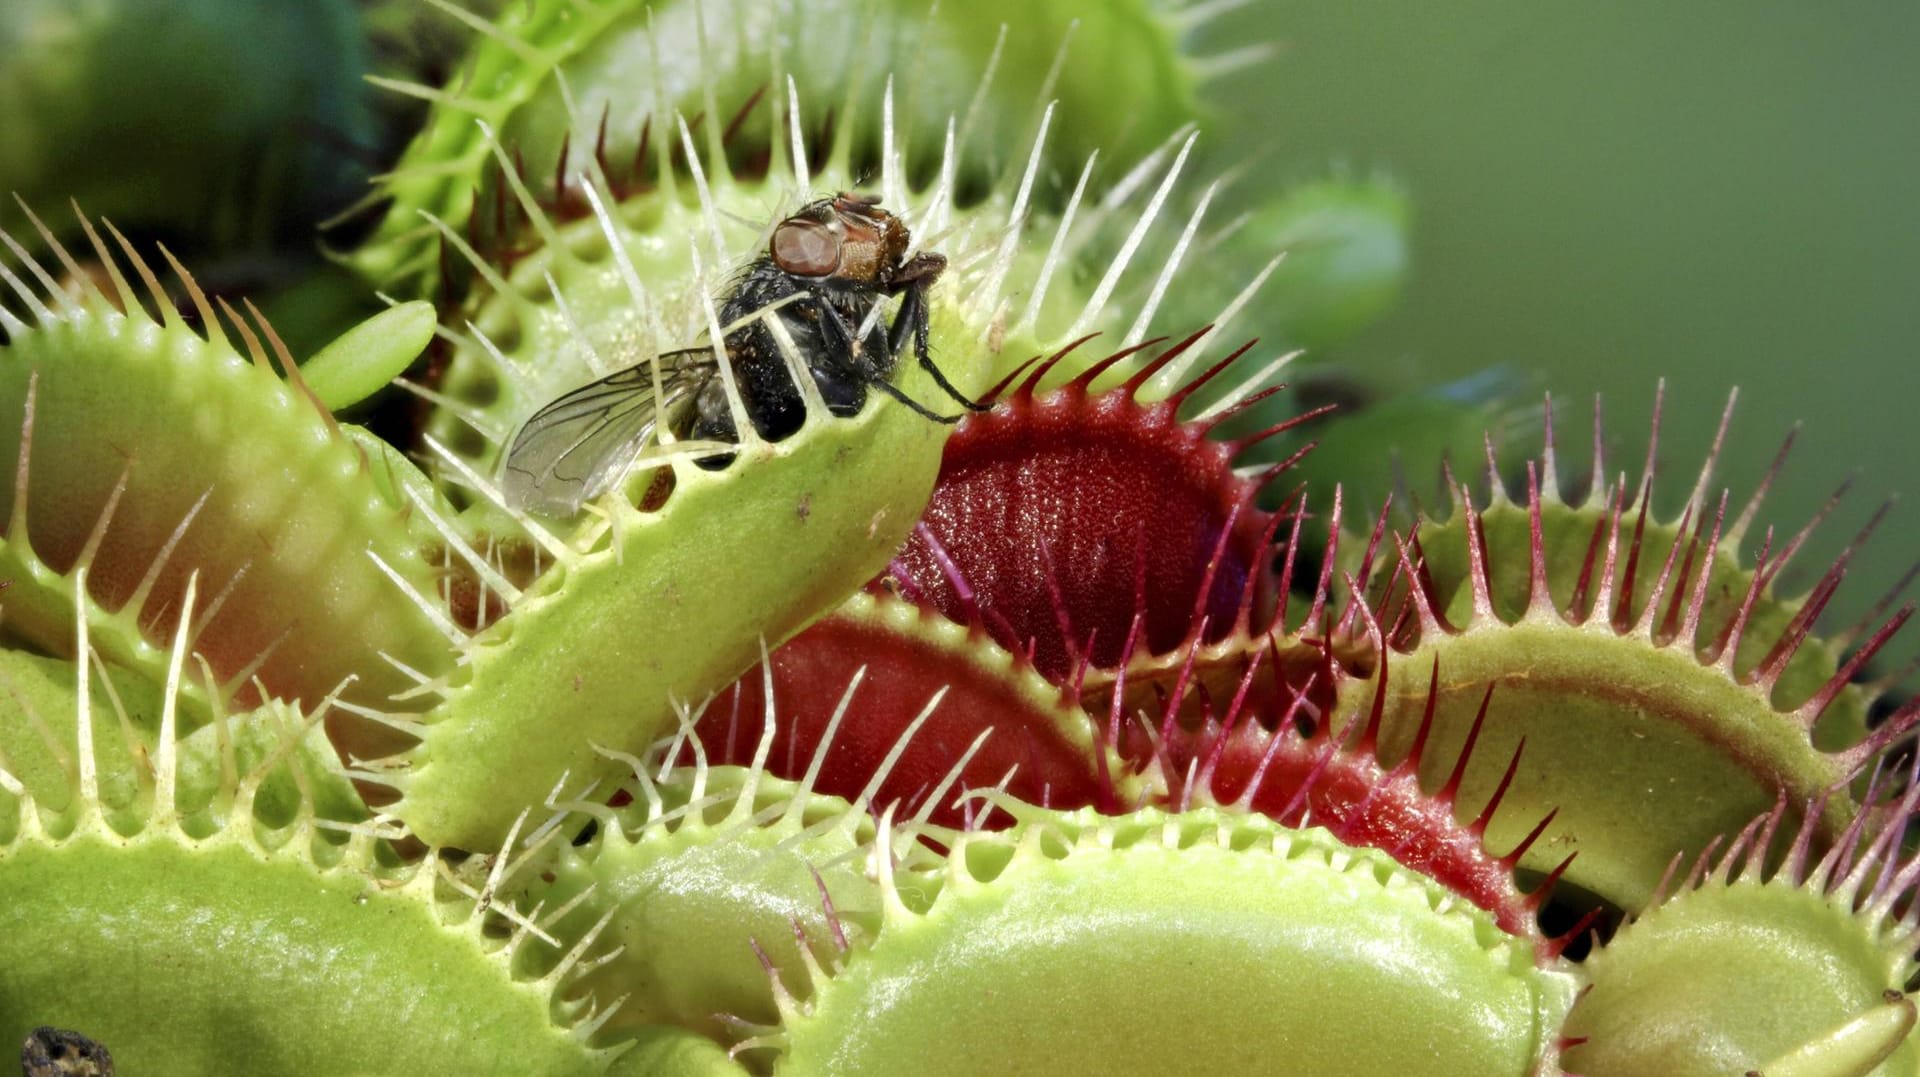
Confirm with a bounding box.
[500,193,982,516]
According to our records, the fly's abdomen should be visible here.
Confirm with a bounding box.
[731,334,809,442]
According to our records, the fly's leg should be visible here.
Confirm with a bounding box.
[887,279,988,412]
[810,301,881,416]
[817,298,964,424]
[868,372,966,423]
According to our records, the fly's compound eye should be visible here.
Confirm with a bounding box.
[771,218,843,276]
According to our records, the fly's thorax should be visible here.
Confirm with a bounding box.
[878,212,914,279]
[828,222,888,284]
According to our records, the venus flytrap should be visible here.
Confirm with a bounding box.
[760,805,1580,1076]
[1336,392,1919,910]
[698,588,1149,830]
[352,0,1274,851]
[505,658,974,1045]
[3,0,1919,1072]
[0,583,626,1076]
[1564,776,1920,1077]
[0,207,454,760]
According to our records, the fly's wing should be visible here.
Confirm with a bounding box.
[500,349,716,516]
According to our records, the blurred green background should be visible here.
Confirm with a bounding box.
[1201,2,1920,613]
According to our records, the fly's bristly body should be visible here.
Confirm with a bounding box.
[500,193,982,516]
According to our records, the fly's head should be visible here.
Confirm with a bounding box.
[769,192,911,288]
